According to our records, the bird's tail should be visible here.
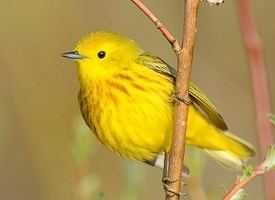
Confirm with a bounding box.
[202,131,255,170]
[186,106,255,171]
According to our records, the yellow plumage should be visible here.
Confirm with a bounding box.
[62,31,255,171]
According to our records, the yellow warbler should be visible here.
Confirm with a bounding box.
[62,31,255,171]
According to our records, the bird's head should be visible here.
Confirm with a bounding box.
[62,31,142,83]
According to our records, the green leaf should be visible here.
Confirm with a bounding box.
[240,165,253,181]
[263,145,275,170]
[230,189,247,200]
[268,113,275,125]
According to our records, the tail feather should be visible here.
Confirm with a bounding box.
[187,106,255,169]
[204,149,244,170]
[203,131,255,170]
[222,131,255,158]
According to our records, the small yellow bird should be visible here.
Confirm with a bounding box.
[62,31,255,172]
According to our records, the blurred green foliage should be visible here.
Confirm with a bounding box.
[96,193,105,200]
[269,113,275,125]
[239,165,253,181]
[71,117,101,200]
[71,117,96,163]
[119,162,146,200]
[185,145,206,177]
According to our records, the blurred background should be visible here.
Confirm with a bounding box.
[0,0,274,199]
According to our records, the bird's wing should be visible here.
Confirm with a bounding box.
[188,82,228,130]
[138,52,228,131]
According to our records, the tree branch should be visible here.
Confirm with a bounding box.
[131,0,201,199]
[223,145,275,200]
[166,1,200,200]
[130,0,181,52]
[223,163,267,200]
[235,0,275,199]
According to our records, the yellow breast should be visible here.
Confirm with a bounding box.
[78,66,174,162]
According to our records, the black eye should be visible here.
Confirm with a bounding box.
[97,51,106,59]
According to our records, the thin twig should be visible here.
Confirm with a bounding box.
[223,163,267,200]
[235,0,275,199]
[131,0,201,199]
[130,0,182,52]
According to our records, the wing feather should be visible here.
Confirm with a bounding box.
[137,52,228,130]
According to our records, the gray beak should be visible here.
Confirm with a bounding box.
[61,51,85,60]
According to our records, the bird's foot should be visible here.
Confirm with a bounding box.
[172,91,192,105]
[162,177,188,198]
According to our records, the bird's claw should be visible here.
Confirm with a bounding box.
[162,177,178,184]
[172,91,192,105]
[162,178,188,198]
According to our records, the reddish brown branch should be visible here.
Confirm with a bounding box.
[236,0,275,199]
[130,0,182,52]
[223,163,267,200]
[131,0,201,199]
